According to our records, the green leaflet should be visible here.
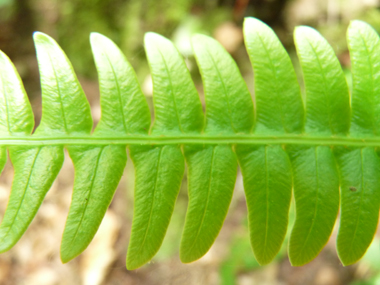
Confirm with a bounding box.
[235,18,300,265]
[336,21,380,266]
[90,33,150,135]
[181,144,237,263]
[348,21,380,136]
[127,145,184,270]
[0,46,64,252]
[127,32,202,269]
[61,33,148,262]
[288,26,349,266]
[0,51,34,135]
[179,34,252,263]
[0,147,63,254]
[235,144,292,265]
[33,32,93,135]
[1,17,380,270]
[146,32,203,135]
[243,17,303,135]
[191,34,253,134]
[61,145,126,262]
[288,146,339,265]
[0,146,63,252]
[34,33,104,263]
[336,147,380,265]
[294,27,350,136]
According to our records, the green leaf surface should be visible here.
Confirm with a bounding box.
[1,18,380,269]
[336,147,380,265]
[294,26,350,136]
[34,32,98,261]
[347,20,380,137]
[0,41,65,253]
[127,33,201,269]
[90,33,150,135]
[288,26,349,265]
[127,145,184,270]
[244,17,303,134]
[61,145,126,262]
[235,145,292,265]
[145,32,203,134]
[0,146,63,252]
[288,146,339,266]
[179,34,253,263]
[61,34,148,262]
[0,51,34,135]
[33,32,92,135]
[34,33,98,262]
[0,49,32,185]
[237,18,301,265]
[336,21,380,266]
[191,34,253,134]
[180,144,237,263]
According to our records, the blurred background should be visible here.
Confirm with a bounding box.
[1,0,380,284]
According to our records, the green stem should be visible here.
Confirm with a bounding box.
[0,134,377,147]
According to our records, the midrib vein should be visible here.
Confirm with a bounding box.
[47,52,69,134]
[101,49,128,133]
[1,134,380,147]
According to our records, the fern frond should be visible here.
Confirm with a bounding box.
[0,18,380,269]
[335,20,380,266]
